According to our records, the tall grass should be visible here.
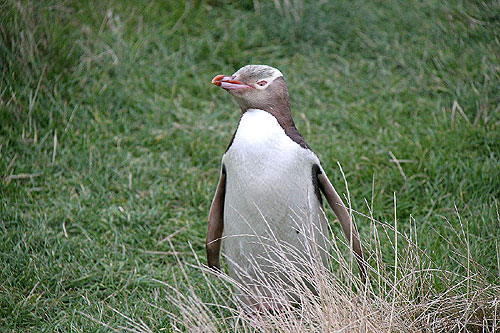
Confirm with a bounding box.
[134,191,500,332]
[151,196,500,332]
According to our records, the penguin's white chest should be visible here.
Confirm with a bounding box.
[221,109,328,280]
[223,109,315,212]
[224,109,309,187]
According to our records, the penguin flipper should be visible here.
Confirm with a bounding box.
[206,165,226,270]
[316,167,366,280]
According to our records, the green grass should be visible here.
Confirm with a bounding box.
[1,0,499,331]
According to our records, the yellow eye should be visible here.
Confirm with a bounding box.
[257,80,267,87]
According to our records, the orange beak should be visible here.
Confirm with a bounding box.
[211,75,226,86]
[211,75,252,90]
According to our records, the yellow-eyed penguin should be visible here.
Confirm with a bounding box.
[207,65,365,307]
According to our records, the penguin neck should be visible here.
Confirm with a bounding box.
[240,100,294,129]
[238,103,310,150]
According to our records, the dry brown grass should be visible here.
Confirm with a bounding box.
[157,198,500,332]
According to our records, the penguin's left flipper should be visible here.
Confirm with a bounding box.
[315,166,367,281]
[206,165,226,270]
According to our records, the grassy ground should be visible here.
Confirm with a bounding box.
[1,0,499,331]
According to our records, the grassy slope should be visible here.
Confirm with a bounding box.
[1,0,499,331]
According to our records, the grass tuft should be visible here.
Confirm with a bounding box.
[123,192,500,332]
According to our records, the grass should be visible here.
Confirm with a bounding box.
[162,199,500,331]
[1,0,499,331]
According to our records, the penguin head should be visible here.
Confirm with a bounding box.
[212,65,290,112]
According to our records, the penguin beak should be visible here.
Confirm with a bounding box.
[211,75,252,90]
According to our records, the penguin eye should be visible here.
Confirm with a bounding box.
[257,80,267,87]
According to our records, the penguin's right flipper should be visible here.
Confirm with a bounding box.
[206,165,226,270]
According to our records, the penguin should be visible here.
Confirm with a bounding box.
[206,65,365,307]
